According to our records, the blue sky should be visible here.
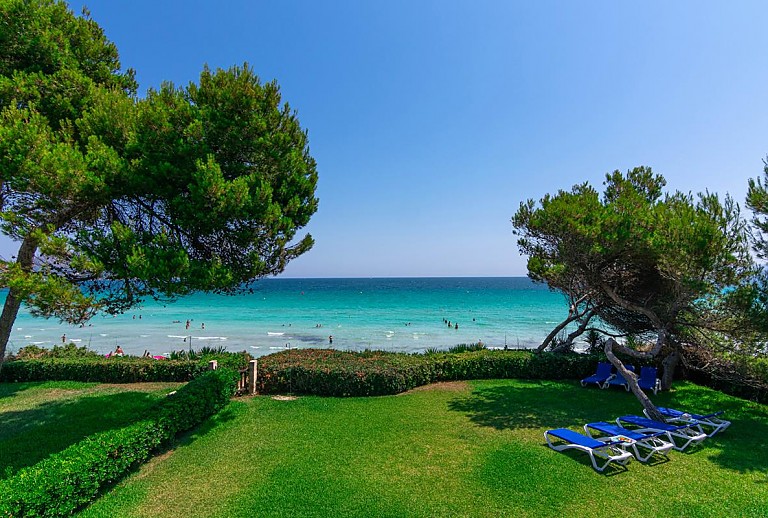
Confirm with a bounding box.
[5,1,768,277]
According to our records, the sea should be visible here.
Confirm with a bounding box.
[3,277,573,358]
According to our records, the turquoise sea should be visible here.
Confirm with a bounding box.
[4,277,572,357]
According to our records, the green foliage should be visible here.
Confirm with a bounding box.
[0,382,181,480]
[11,342,101,360]
[446,342,487,353]
[513,167,753,339]
[512,166,757,402]
[0,368,237,516]
[0,347,251,383]
[256,349,596,397]
[0,0,318,363]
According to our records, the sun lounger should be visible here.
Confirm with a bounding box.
[616,415,707,451]
[637,366,661,395]
[581,362,613,387]
[584,421,674,462]
[544,428,633,472]
[647,407,731,436]
[602,365,635,390]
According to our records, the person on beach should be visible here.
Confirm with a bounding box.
[329,335,333,345]
[201,322,205,330]
[61,334,66,343]
[186,320,190,329]
[115,345,124,357]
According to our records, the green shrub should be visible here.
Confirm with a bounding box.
[256,349,598,397]
[683,353,768,403]
[11,343,101,360]
[0,350,251,384]
[0,368,238,517]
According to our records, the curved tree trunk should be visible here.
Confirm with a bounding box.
[604,337,664,421]
[536,305,595,353]
[660,349,680,390]
[0,237,37,367]
[537,314,579,353]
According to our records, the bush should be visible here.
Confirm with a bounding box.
[682,352,768,403]
[11,343,102,360]
[256,349,598,397]
[0,350,252,383]
[0,358,207,383]
[0,368,238,516]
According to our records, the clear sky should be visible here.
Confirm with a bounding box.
[5,1,768,277]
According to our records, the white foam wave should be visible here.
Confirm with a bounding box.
[267,332,285,336]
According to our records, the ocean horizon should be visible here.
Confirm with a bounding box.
[3,277,573,358]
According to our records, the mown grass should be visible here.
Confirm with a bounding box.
[78,380,768,518]
[0,380,182,478]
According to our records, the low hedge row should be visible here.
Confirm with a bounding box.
[683,355,768,404]
[0,368,239,517]
[256,349,599,397]
[0,353,249,383]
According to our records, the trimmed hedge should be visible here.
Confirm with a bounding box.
[0,353,250,383]
[0,368,238,517]
[256,349,599,397]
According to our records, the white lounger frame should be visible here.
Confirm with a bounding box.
[646,408,731,437]
[616,416,707,451]
[584,423,673,462]
[544,429,633,472]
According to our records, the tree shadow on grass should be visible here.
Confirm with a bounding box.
[0,391,165,478]
[448,379,768,477]
[0,381,99,400]
[447,380,641,432]
[662,383,768,476]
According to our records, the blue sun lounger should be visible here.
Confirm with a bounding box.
[616,415,707,451]
[647,407,731,436]
[544,428,633,472]
[581,362,613,387]
[602,365,635,390]
[637,366,661,395]
[584,421,674,462]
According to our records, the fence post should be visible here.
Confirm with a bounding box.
[248,359,258,395]
[208,360,218,371]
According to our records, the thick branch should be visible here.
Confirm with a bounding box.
[0,236,38,365]
[536,303,594,353]
[604,337,663,421]
[599,280,664,329]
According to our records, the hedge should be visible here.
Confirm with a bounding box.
[0,368,239,517]
[256,349,599,397]
[0,353,250,384]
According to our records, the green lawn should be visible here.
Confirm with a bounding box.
[75,379,768,517]
[0,380,182,478]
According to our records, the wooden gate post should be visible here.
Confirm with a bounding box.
[248,359,258,395]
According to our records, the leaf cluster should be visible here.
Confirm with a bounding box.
[512,167,754,342]
[0,1,319,324]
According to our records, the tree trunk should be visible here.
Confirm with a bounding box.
[536,306,596,353]
[604,338,664,421]
[536,314,578,353]
[0,288,23,365]
[0,237,37,367]
[660,349,680,390]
